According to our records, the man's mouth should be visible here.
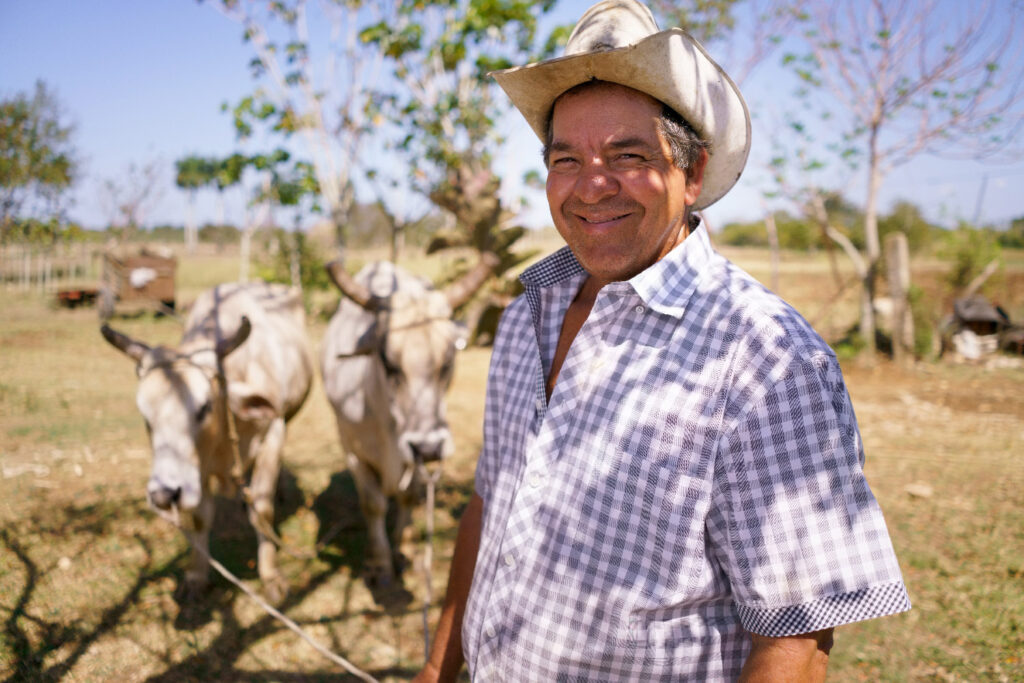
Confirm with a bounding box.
[577,213,630,224]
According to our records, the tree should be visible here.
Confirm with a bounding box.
[650,0,798,83]
[246,148,310,283]
[0,81,78,241]
[175,154,215,253]
[100,159,164,242]
[997,216,1024,249]
[651,0,807,294]
[213,152,248,224]
[782,0,1024,357]
[360,0,559,319]
[878,200,938,254]
[208,0,385,248]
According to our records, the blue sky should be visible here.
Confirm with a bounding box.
[3,0,1023,232]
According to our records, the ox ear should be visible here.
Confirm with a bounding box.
[100,324,150,363]
[216,316,252,359]
[444,252,500,311]
[227,380,279,423]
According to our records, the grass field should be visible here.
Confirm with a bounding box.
[1,243,1023,681]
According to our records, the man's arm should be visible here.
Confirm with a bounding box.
[413,491,484,683]
[738,628,834,683]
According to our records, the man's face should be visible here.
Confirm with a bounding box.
[546,82,704,287]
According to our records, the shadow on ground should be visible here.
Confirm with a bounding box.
[0,465,430,682]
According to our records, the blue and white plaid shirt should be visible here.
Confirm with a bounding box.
[462,225,910,681]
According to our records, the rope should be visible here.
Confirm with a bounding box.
[167,513,380,683]
[240,486,319,560]
[417,462,444,663]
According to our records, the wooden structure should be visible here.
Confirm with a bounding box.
[99,248,177,319]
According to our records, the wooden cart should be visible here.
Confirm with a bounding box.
[98,248,177,319]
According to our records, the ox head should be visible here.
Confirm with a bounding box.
[100,318,252,522]
[327,255,497,467]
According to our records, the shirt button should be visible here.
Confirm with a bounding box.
[529,472,543,488]
[535,398,544,413]
[486,625,497,639]
[503,553,516,567]
[635,304,645,314]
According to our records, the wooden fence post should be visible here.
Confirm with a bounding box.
[885,232,914,363]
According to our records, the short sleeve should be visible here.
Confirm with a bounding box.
[707,350,910,636]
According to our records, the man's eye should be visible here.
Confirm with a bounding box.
[611,153,645,170]
[551,156,578,169]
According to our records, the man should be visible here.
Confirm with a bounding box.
[415,1,910,680]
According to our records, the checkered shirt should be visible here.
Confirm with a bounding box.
[462,225,910,681]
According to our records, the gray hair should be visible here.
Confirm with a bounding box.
[542,81,710,178]
[656,103,710,177]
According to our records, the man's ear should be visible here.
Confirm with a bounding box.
[684,148,709,206]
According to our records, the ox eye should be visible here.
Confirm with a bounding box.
[196,401,212,423]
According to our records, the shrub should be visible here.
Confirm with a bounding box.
[939,225,1001,292]
[256,230,332,310]
[717,221,769,247]
[907,285,936,360]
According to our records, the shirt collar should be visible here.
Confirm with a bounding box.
[519,220,715,319]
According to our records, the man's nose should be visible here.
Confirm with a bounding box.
[574,163,619,203]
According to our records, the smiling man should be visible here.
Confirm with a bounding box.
[545,81,700,286]
[414,2,910,681]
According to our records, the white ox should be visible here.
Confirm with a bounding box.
[321,257,495,586]
[101,282,314,602]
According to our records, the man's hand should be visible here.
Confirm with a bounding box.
[410,661,442,683]
[738,628,834,682]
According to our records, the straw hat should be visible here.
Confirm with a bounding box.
[492,0,751,209]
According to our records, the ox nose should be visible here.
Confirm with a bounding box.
[410,442,444,464]
[150,486,182,511]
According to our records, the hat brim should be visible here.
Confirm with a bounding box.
[492,29,750,210]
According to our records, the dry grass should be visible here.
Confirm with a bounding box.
[1,245,1023,681]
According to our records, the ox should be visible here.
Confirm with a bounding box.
[101,282,314,602]
[321,256,496,586]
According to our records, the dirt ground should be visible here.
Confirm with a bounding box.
[2,250,1023,681]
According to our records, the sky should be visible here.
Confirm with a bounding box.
[3,0,1023,233]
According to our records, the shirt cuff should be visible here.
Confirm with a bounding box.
[736,581,911,637]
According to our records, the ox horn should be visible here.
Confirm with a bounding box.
[215,316,252,358]
[445,252,500,311]
[326,260,386,312]
[100,324,150,363]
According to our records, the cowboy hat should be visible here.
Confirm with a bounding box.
[492,0,751,210]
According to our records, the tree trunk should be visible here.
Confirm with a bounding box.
[860,130,885,360]
[764,210,780,293]
[185,190,198,255]
[823,223,873,354]
[290,233,301,289]
[216,192,225,228]
[239,206,252,284]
